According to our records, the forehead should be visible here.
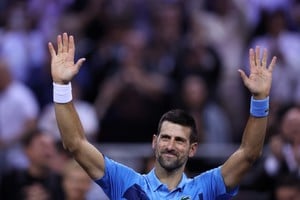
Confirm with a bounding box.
[31,134,54,146]
[160,121,191,138]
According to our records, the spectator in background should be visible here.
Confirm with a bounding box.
[0,1,47,83]
[0,128,64,200]
[270,174,300,200]
[94,28,171,142]
[62,159,92,200]
[264,107,300,178]
[0,59,39,171]
[244,0,293,29]
[244,106,300,192]
[177,29,222,100]
[48,141,109,200]
[177,74,232,144]
[61,159,110,200]
[146,1,185,80]
[191,0,250,141]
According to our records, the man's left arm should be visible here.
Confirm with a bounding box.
[221,46,277,189]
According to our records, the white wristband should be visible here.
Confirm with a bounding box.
[53,82,72,103]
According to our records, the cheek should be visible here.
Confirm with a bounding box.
[179,145,193,157]
[155,143,164,153]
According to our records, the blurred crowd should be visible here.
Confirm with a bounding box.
[1,0,300,199]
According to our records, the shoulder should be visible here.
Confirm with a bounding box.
[187,167,238,198]
[190,167,225,188]
[94,156,146,199]
[96,156,143,184]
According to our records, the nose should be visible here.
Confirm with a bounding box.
[166,139,176,150]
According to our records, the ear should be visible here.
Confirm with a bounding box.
[188,143,198,157]
[152,134,158,149]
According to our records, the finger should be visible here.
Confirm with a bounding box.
[48,42,56,57]
[268,56,277,72]
[57,35,63,54]
[249,48,255,70]
[255,46,261,66]
[261,48,268,68]
[69,35,75,55]
[62,32,69,53]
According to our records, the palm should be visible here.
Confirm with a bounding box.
[48,33,85,84]
[51,51,76,83]
[239,47,276,99]
[246,67,272,96]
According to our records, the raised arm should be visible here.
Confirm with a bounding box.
[48,33,105,180]
[221,46,277,189]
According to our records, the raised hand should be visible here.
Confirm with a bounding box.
[48,33,86,84]
[238,46,277,99]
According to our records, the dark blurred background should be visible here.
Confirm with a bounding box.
[1,0,300,199]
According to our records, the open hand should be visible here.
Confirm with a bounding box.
[238,46,277,99]
[48,33,86,84]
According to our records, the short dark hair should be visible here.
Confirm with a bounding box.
[157,109,199,143]
[21,128,45,147]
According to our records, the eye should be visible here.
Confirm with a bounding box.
[160,134,170,141]
[175,137,186,144]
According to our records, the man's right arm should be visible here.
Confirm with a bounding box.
[55,102,104,179]
[49,33,105,180]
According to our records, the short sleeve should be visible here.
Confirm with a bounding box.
[95,156,142,199]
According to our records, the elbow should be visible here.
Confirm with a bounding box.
[62,138,83,154]
[245,149,263,164]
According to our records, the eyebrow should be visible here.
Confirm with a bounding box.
[160,133,187,142]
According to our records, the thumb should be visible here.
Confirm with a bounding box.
[238,69,248,84]
[75,58,86,70]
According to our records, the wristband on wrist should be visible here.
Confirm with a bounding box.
[250,96,269,118]
[53,82,72,103]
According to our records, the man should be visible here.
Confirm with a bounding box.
[0,59,39,171]
[271,174,300,200]
[48,32,276,199]
[0,128,64,200]
[61,159,93,200]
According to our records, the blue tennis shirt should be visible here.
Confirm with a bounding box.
[95,156,238,200]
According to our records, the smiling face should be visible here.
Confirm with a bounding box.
[152,121,198,172]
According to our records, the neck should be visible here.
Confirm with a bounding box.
[154,164,185,191]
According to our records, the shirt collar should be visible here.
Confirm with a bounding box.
[146,168,188,192]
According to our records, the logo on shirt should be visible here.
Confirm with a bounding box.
[180,196,191,200]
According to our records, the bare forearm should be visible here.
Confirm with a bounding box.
[222,116,268,188]
[240,116,268,162]
[55,102,86,152]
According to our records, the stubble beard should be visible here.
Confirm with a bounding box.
[157,151,187,172]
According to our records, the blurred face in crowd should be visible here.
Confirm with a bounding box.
[152,121,197,172]
[62,161,92,200]
[275,186,300,200]
[281,108,300,145]
[182,75,207,109]
[25,134,56,170]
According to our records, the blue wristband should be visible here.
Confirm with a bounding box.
[250,96,269,118]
